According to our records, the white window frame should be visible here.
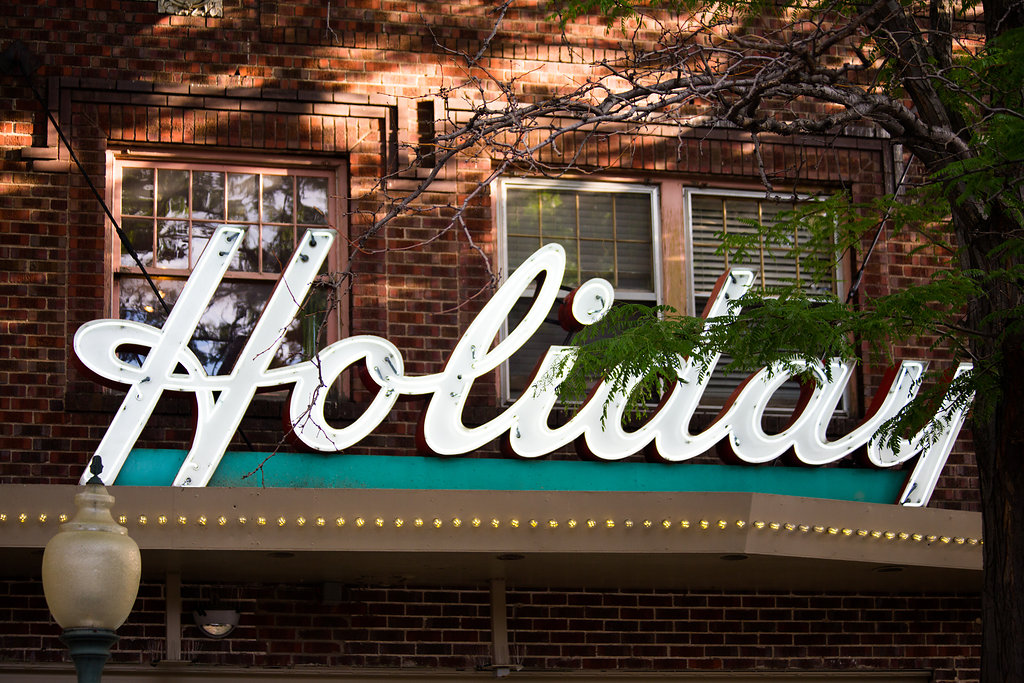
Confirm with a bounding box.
[496,178,662,402]
[682,186,847,414]
[683,187,843,315]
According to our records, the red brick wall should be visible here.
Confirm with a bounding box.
[0,4,980,678]
[0,579,980,681]
[0,0,978,501]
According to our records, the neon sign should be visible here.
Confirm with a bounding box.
[74,226,971,506]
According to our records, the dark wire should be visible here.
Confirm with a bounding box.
[22,75,172,316]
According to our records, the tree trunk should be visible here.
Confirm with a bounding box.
[974,337,1024,682]
[955,198,1024,682]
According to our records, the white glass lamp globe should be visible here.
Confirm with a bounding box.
[42,474,141,631]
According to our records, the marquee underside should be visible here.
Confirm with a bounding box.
[1,486,982,592]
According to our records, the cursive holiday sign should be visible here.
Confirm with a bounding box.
[74,226,971,505]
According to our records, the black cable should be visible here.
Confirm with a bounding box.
[12,51,171,316]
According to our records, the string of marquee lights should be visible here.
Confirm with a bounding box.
[0,511,982,546]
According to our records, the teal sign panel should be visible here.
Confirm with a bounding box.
[113,449,905,503]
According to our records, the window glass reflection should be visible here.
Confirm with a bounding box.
[157,169,190,218]
[121,218,153,267]
[121,168,154,217]
[193,171,225,220]
[157,220,189,269]
[227,173,258,222]
[262,175,293,224]
[298,176,329,224]
[117,276,328,375]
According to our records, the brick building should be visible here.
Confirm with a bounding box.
[0,1,982,681]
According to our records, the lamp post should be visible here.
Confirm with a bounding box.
[42,457,141,683]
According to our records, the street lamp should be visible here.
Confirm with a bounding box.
[42,457,141,683]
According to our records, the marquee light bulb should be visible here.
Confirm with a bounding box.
[606,520,615,528]
[472,518,481,528]
[355,518,365,527]
[138,515,147,525]
[297,517,306,527]
[529,519,538,528]
[662,520,672,529]
[19,514,27,523]
[586,519,596,528]
[335,517,345,527]
[568,519,577,528]
[316,517,326,527]
[624,520,633,528]
[511,519,520,528]
[548,520,558,528]
[277,517,287,527]
[40,514,49,523]
[257,517,267,526]
[218,516,228,526]
[433,518,442,528]
[395,518,403,527]
[375,518,384,527]
[681,520,690,529]
[491,518,500,528]
[769,522,780,530]
[198,516,207,526]
[158,515,168,525]
[415,518,424,527]
[238,516,247,525]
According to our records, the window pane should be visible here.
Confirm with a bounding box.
[297,176,329,225]
[157,169,190,218]
[580,239,614,281]
[118,277,321,376]
[503,182,657,398]
[538,190,576,240]
[193,171,225,220]
[262,224,294,273]
[262,175,293,224]
[119,277,180,327]
[507,189,540,238]
[156,219,189,269]
[578,194,614,240]
[120,218,153,267]
[616,240,653,290]
[230,224,259,273]
[121,168,154,216]
[117,161,336,375]
[190,222,216,269]
[227,173,258,222]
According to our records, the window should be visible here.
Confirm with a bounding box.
[685,188,838,408]
[498,179,661,398]
[111,156,341,376]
